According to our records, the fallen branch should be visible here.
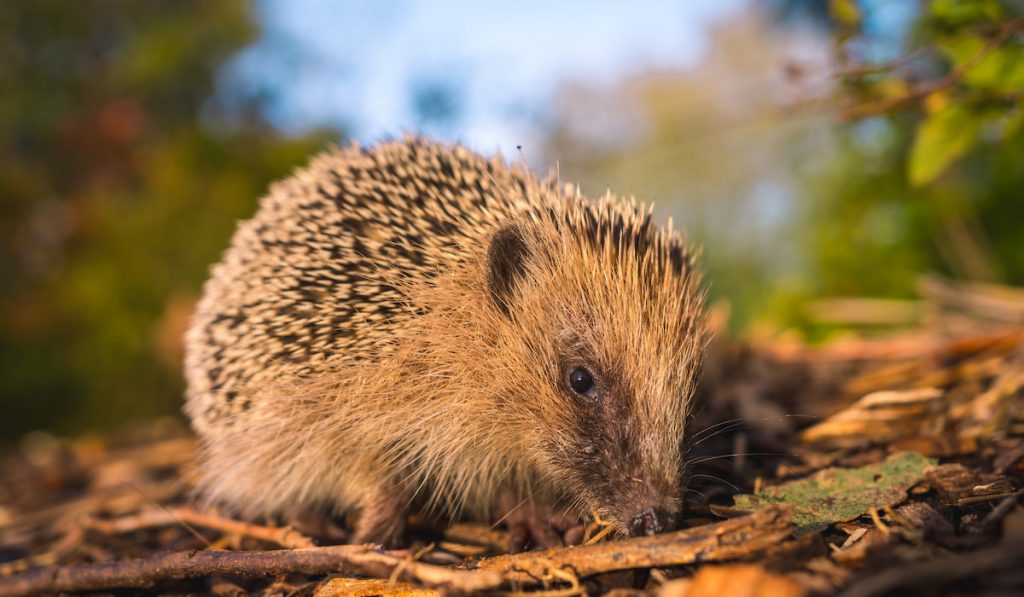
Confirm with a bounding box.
[471,505,793,584]
[0,545,501,596]
[0,507,793,595]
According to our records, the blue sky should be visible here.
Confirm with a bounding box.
[225,0,745,153]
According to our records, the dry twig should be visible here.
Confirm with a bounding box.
[0,507,793,595]
[0,544,500,596]
[83,506,316,549]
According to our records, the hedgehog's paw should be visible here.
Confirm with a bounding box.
[497,492,582,552]
[351,485,409,548]
[280,506,350,545]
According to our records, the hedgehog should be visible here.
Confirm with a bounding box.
[183,137,706,548]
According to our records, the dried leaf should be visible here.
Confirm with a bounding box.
[659,564,805,597]
[315,578,439,597]
[733,452,936,530]
[800,388,945,448]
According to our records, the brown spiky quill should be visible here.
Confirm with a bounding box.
[184,137,706,545]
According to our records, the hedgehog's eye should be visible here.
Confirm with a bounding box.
[567,366,595,396]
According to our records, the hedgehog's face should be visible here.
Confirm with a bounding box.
[485,216,704,537]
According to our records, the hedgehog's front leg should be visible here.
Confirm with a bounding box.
[497,491,580,552]
[351,481,410,547]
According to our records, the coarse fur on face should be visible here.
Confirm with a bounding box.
[476,201,706,534]
[184,137,706,543]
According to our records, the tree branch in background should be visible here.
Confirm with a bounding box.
[837,16,1024,121]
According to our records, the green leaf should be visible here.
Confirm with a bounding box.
[930,0,1002,25]
[829,0,862,29]
[908,103,984,186]
[939,35,1024,94]
[733,452,937,531]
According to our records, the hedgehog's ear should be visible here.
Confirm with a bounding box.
[487,224,530,317]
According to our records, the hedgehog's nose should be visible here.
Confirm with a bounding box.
[628,507,672,537]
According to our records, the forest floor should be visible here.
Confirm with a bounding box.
[1,276,1022,596]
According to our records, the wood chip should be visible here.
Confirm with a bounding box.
[924,463,1016,506]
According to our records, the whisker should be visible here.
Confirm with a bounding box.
[681,487,707,500]
[691,414,821,447]
[691,421,747,446]
[687,473,741,492]
[689,451,792,466]
[554,506,577,528]
[690,416,747,441]
[485,490,532,533]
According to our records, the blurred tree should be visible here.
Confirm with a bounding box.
[0,1,339,439]
[539,0,1024,337]
[787,0,1024,335]
[539,11,835,334]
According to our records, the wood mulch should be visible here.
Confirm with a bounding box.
[1,276,1022,595]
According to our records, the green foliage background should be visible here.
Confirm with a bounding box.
[0,2,338,440]
[1,0,1022,439]
[544,0,1024,336]
[792,0,1024,333]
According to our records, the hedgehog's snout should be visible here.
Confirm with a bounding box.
[627,506,675,537]
[610,471,682,538]
[577,474,680,539]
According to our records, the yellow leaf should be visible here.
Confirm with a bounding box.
[924,91,949,114]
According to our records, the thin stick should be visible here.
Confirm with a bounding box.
[83,506,316,549]
[0,545,501,596]
[583,523,615,545]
